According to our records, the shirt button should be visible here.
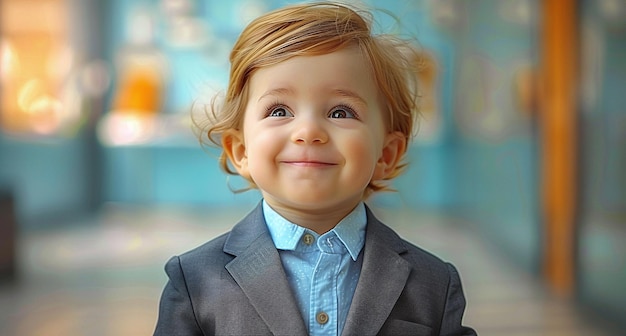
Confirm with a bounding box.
[302,233,315,245]
[316,312,329,325]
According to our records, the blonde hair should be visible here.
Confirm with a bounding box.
[196,1,421,197]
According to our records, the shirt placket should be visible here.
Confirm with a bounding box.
[309,234,342,336]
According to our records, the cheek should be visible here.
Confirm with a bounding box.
[341,132,380,169]
[244,128,281,166]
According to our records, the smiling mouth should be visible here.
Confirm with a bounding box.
[282,161,337,167]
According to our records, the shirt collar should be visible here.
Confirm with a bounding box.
[263,200,367,261]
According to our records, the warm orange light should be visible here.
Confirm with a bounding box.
[0,0,82,137]
[112,66,164,115]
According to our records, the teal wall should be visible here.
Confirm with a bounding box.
[0,135,95,227]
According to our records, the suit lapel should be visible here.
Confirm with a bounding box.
[342,208,412,336]
[224,204,308,336]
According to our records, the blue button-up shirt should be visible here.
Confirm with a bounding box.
[263,201,367,336]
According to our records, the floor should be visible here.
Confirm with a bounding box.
[0,204,621,336]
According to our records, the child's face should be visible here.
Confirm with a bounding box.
[224,47,403,214]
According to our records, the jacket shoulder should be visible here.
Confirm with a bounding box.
[401,237,451,270]
[368,214,454,280]
[170,203,266,276]
[176,231,231,266]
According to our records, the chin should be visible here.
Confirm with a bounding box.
[289,195,360,209]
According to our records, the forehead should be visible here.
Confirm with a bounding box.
[247,48,379,102]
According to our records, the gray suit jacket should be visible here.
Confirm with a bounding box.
[154,203,476,336]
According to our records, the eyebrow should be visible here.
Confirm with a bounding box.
[331,89,368,107]
[258,87,368,107]
[257,87,295,102]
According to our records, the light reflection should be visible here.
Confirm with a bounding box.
[2,51,111,136]
[97,113,157,146]
[26,95,64,135]
[0,38,20,83]
[17,79,47,113]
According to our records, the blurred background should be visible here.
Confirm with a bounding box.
[0,0,624,335]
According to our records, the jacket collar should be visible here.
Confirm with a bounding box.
[342,206,411,335]
[223,203,308,335]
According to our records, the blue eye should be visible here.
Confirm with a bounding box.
[329,106,357,119]
[267,106,293,117]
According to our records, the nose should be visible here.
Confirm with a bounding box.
[291,115,328,145]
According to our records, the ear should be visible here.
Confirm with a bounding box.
[372,132,407,181]
[222,129,250,180]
